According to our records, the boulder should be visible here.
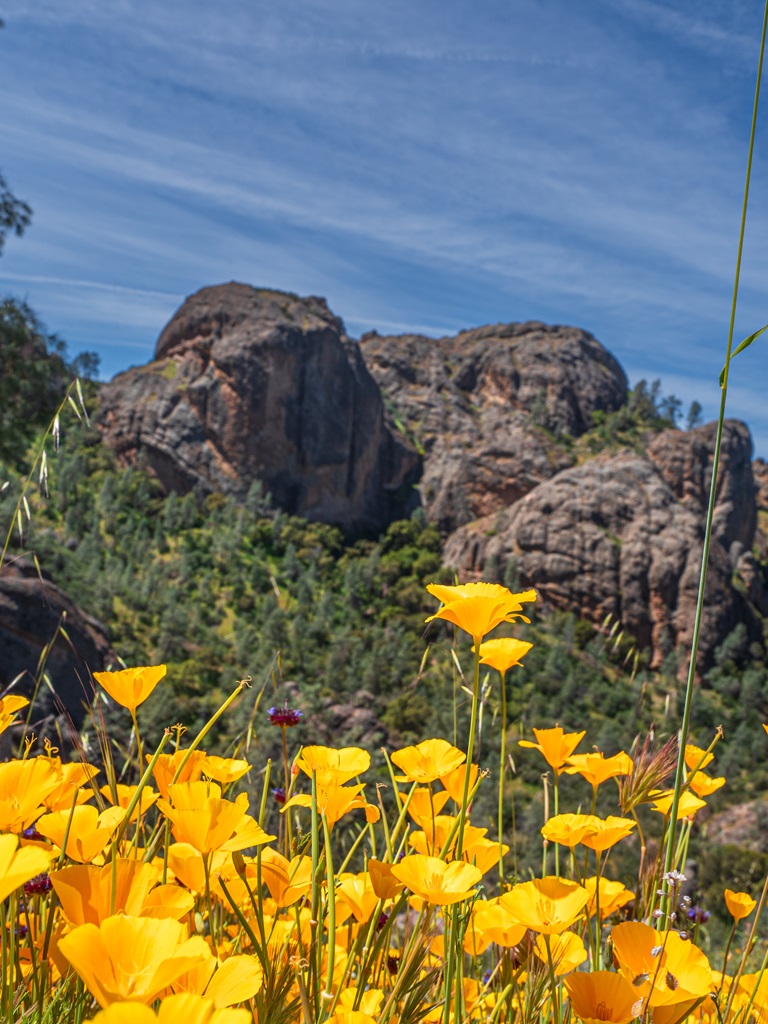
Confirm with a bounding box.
[0,558,116,733]
[442,448,754,673]
[97,284,420,535]
[360,322,628,532]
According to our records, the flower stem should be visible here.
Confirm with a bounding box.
[660,0,768,916]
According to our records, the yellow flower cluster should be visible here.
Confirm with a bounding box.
[0,583,762,1024]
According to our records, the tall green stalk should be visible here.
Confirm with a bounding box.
[660,0,768,908]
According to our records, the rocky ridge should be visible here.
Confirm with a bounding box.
[86,284,768,672]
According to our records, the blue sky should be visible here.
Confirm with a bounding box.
[2,1,768,452]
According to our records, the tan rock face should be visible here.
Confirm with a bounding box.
[360,322,628,532]
[443,448,756,674]
[97,284,420,534]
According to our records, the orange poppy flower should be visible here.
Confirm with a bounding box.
[259,849,313,907]
[580,816,637,852]
[408,814,488,859]
[464,834,509,875]
[42,759,99,812]
[51,859,193,925]
[157,781,274,855]
[100,783,159,822]
[337,988,384,1016]
[500,876,589,934]
[475,637,534,674]
[533,931,587,975]
[92,993,251,1024]
[37,804,125,863]
[391,738,465,783]
[0,695,29,737]
[584,877,634,919]
[440,762,480,804]
[0,757,61,832]
[336,872,380,923]
[649,790,706,820]
[200,756,251,786]
[541,813,598,848]
[425,582,536,643]
[401,786,451,828]
[294,746,370,785]
[151,749,208,799]
[172,952,264,1007]
[92,664,167,711]
[282,781,380,830]
[58,915,210,1006]
[611,922,714,1006]
[519,727,586,774]
[0,832,52,902]
[563,751,633,788]
[689,773,725,799]
[724,889,757,920]
[367,859,405,901]
[463,898,527,953]
[684,744,714,771]
[391,853,482,905]
[324,1013,378,1024]
[166,844,231,896]
[564,970,641,1024]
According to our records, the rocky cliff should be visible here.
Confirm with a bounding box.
[360,322,627,532]
[97,283,419,535]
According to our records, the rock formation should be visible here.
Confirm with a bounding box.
[92,284,765,671]
[0,558,116,732]
[360,322,627,532]
[442,439,757,674]
[647,420,755,553]
[97,284,419,535]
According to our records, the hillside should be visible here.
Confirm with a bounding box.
[2,284,768,888]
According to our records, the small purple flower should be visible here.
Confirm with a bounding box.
[272,787,287,805]
[267,706,303,728]
[377,912,389,931]
[21,826,44,842]
[24,873,52,896]
[687,905,710,925]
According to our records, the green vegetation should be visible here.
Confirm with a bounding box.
[575,378,684,456]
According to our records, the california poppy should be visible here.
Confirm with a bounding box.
[519,727,586,775]
[426,582,536,643]
[564,970,641,1024]
[391,853,482,905]
[92,664,167,712]
[500,876,589,934]
[724,889,757,920]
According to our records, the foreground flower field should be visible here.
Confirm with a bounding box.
[0,581,765,1024]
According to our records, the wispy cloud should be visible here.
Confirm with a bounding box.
[1,0,767,449]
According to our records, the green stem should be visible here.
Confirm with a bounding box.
[322,815,336,1008]
[553,772,560,877]
[544,933,561,1024]
[498,668,507,884]
[660,0,768,913]
[456,640,481,858]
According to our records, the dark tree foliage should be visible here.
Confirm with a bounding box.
[0,299,99,466]
[0,171,32,256]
